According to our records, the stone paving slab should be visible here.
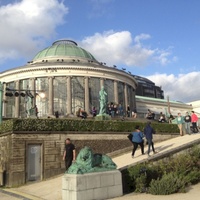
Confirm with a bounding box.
[1,133,200,200]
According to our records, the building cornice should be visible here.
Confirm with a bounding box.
[0,63,138,88]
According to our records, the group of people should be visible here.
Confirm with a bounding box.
[176,111,199,136]
[130,122,157,158]
[107,103,137,118]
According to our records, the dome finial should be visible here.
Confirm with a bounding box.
[52,40,77,46]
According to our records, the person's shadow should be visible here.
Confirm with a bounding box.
[155,144,174,153]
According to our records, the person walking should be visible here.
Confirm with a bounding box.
[63,138,76,170]
[184,112,191,134]
[176,113,185,136]
[144,121,157,156]
[191,111,199,133]
[131,125,144,158]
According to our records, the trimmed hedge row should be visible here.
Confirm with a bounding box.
[0,118,179,133]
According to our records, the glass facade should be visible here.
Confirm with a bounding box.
[127,85,135,111]
[35,78,49,117]
[89,77,100,113]
[4,76,136,118]
[53,77,67,116]
[118,82,125,109]
[5,82,15,118]
[71,77,85,114]
[104,79,114,104]
[19,79,32,118]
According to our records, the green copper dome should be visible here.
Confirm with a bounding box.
[33,40,97,62]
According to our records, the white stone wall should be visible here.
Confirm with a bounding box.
[62,170,123,200]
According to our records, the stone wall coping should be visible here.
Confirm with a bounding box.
[0,131,179,136]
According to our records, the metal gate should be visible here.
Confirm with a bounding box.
[27,144,42,181]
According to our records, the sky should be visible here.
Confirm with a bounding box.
[0,0,200,103]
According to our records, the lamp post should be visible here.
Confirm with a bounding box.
[0,82,3,124]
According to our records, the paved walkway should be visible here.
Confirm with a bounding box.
[1,133,200,200]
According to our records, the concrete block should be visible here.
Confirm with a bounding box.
[62,176,69,190]
[114,171,122,185]
[107,184,123,198]
[93,187,108,200]
[76,189,94,200]
[77,175,87,191]
[62,170,123,200]
[86,173,101,189]
[62,189,69,200]
[100,173,114,187]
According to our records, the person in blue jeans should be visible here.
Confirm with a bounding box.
[131,125,144,158]
[144,121,157,156]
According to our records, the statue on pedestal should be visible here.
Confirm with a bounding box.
[99,86,107,115]
[67,146,117,174]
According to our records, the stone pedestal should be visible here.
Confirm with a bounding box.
[62,170,123,200]
[95,114,111,121]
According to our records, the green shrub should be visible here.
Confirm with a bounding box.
[127,163,161,193]
[124,146,200,195]
[148,172,186,195]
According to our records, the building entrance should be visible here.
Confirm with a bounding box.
[27,144,42,181]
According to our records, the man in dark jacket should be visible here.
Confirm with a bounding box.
[63,138,76,170]
[144,122,157,157]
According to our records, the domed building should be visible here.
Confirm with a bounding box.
[0,40,137,118]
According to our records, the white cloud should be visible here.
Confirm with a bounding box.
[87,0,115,18]
[81,30,174,67]
[0,0,68,63]
[134,33,151,44]
[147,72,200,102]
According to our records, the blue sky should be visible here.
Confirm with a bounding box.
[0,0,200,102]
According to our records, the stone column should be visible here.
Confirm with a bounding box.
[100,78,104,88]
[67,76,72,114]
[15,80,20,118]
[114,80,118,104]
[124,83,128,112]
[48,77,54,116]
[2,84,7,117]
[84,77,90,114]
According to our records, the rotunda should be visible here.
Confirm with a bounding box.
[0,40,137,118]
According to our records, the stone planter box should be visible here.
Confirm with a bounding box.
[62,170,123,200]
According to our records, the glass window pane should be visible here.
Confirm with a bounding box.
[104,79,114,104]
[71,77,85,114]
[35,78,49,117]
[5,82,15,118]
[89,77,100,113]
[19,79,32,118]
[54,77,67,116]
[118,82,125,109]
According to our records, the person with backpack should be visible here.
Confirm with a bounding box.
[131,125,144,158]
[144,121,157,157]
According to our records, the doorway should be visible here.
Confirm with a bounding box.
[27,144,42,181]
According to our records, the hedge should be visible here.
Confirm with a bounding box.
[0,118,179,133]
[123,145,200,195]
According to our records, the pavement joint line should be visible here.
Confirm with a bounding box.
[1,188,43,200]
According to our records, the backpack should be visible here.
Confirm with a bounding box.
[127,133,133,142]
